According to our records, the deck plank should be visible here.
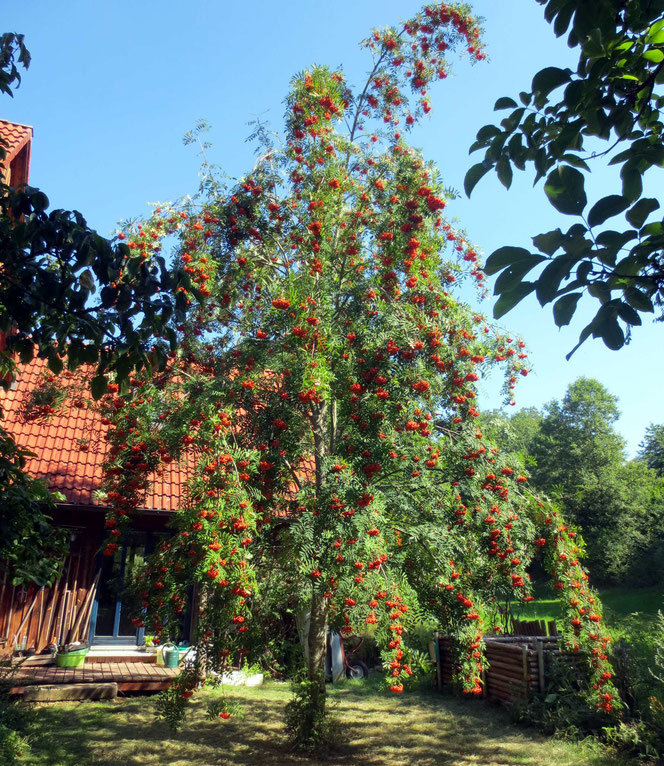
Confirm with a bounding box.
[10,660,178,694]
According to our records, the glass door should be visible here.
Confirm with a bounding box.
[90,531,147,645]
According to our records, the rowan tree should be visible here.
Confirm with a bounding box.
[95,2,619,743]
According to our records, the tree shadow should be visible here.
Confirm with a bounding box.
[23,685,623,766]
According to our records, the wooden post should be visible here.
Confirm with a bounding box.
[40,577,61,652]
[69,570,100,643]
[58,591,71,646]
[433,631,443,691]
[3,584,15,641]
[537,639,545,693]
[10,588,40,649]
[522,645,528,700]
[25,586,44,650]
[68,553,81,638]
[35,586,45,648]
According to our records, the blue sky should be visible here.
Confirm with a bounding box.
[3,0,662,456]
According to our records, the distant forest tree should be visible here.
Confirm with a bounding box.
[481,378,664,586]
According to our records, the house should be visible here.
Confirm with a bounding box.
[0,119,190,656]
[0,358,191,656]
[0,118,32,188]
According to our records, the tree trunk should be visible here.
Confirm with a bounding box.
[305,588,329,718]
[304,404,330,721]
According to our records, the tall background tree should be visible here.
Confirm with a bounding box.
[639,422,664,475]
[465,0,664,355]
[482,378,664,586]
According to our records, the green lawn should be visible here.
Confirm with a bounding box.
[20,679,631,766]
[512,585,663,631]
[17,587,660,764]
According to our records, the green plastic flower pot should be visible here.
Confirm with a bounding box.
[55,648,88,668]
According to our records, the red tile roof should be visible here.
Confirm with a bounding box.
[0,119,32,165]
[0,359,190,512]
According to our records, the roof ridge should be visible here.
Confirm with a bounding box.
[0,118,34,131]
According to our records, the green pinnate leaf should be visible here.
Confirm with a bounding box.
[644,48,664,63]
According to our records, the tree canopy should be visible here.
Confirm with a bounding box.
[465,0,664,356]
[486,380,664,586]
[639,422,664,475]
[82,3,621,739]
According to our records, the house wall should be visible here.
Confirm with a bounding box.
[0,507,172,657]
[0,522,97,657]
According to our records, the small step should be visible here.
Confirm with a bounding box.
[20,683,118,702]
[87,649,157,664]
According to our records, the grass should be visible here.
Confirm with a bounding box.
[19,678,630,766]
[17,587,660,764]
[511,585,663,631]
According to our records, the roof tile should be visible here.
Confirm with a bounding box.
[0,358,189,511]
[0,119,32,165]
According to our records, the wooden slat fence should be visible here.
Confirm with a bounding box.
[435,631,585,705]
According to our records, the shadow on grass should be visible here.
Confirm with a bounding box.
[22,681,624,766]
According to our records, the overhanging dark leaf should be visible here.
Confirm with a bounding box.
[494,96,518,110]
[532,229,564,255]
[587,195,630,228]
[532,66,572,99]
[544,166,587,215]
[535,256,576,305]
[624,286,654,313]
[484,246,533,276]
[553,292,582,326]
[464,162,491,197]
[493,282,536,318]
[496,156,513,189]
[626,198,660,229]
[90,374,108,400]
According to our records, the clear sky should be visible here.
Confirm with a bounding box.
[3,0,662,456]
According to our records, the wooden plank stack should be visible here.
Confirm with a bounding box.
[0,539,100,658]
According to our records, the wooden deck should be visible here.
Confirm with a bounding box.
[10,661,179,695]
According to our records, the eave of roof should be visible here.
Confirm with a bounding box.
[0,119,33,165]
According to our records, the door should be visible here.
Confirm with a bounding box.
[90,530,148,646]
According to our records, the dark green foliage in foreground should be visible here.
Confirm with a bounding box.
[466,0,664,354]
